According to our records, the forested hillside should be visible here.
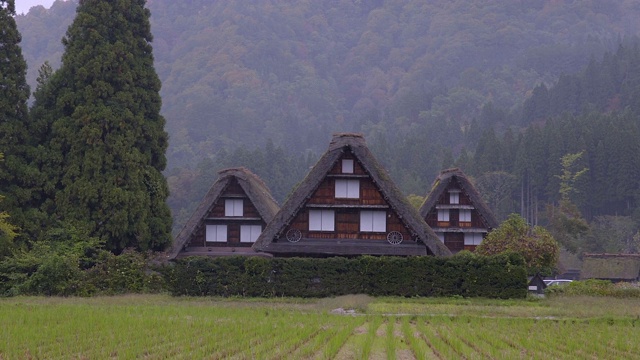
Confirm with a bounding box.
[15,0,640,251]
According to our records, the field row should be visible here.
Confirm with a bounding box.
[2,297,640,359]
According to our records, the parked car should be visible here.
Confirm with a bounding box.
[544,279,573,287]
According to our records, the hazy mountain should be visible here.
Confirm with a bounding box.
[16,0,640,170]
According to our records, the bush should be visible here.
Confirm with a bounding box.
[546,279,640,298]
[0,236,166,297]
[163,252,528,299]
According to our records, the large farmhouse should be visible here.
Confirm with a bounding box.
[252,133,451,257]
[419,168,499,253]
[168,167,279,259]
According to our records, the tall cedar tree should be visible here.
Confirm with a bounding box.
[38,0,172,252]
[0,0,31,241]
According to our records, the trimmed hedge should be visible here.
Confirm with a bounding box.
[162,252,527,299]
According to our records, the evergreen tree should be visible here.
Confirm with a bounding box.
[37,0,172,252]
[0,0,31,242]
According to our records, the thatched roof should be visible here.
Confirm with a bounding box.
[168,167,280,259]
[252,133,451,256]
[580,253,640,281]
[418,168,499,229]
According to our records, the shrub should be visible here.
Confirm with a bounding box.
[164,252,528,299]
[546,279,640,298]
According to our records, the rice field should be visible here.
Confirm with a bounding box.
[1,295,640,359]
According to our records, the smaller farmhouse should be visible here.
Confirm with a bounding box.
[419,168,499,253]
[253,133,451,257]
[581,253,640,282]
[168,167,280,259]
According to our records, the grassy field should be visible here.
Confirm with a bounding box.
[2,294,640,359]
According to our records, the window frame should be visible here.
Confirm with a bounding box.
[342,159,354,174]
[309,210,335,231]
[449,191,460,204]
[459,209,471,222]
[360,210,387,232]
[240,224,262,243]
[437,209,450,222]
[205,224,228,242]
[224,199,243,217]
[335,179,360,199]
[464,232,483,246]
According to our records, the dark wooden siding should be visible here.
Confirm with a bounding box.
[185,178,266,247]
[445,233,464,252]
[282,211,412,242]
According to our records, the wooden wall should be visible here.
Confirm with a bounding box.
[281,154,414,243]
[186,178,266,247]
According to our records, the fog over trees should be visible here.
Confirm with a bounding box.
[13,0,640,254]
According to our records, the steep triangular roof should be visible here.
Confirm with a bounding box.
[168,167,279,259]
[419,168,499,229]
[253,133,451,256]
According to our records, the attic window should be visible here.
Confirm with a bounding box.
[342,159,354,174]
[206,225,227,242]
[335,179,359,198]
[449,189,460,204]
[225,199,243,216]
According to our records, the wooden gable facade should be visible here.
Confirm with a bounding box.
[419,168,499,253]
[253,133,451,257]
[168,168,279,259]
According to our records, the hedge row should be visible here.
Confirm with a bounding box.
[162,252,528,299]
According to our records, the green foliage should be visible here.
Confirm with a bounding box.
[0,225,165,296]
[547,202,591,254]
[476,214,560,275]
[0,0,32,246]
[406,194,424,210]
[546,279,640,298]
[556,151,588,203]
[0,155,18,258]
[163,253,527,299]
[29,0,172,252]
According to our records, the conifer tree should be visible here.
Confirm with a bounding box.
[38,0,172,252]
[0,0,31,241]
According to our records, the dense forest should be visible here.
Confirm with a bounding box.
[13,0,640,254]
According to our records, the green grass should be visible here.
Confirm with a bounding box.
[1,294,640,359]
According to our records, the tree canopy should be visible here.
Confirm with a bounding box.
[29,0,172,252]
[476,214,560,275]
[0,0,31,246]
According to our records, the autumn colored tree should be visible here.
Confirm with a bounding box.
[476,214,560,275]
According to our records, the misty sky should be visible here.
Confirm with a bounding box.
[15,0,57,15]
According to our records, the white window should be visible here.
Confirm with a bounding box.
[240,225,262,243]
[225,199,243,216]
[436,232,445,243]
[449,191,459,204]
[437,209,449,222]
[206,225,227,242]
[464,233,483,246]
[459,209,471,222]
[309,210,335,231]
[360,211,386,232]
[335,179,359,198]
[342,159,354,174]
